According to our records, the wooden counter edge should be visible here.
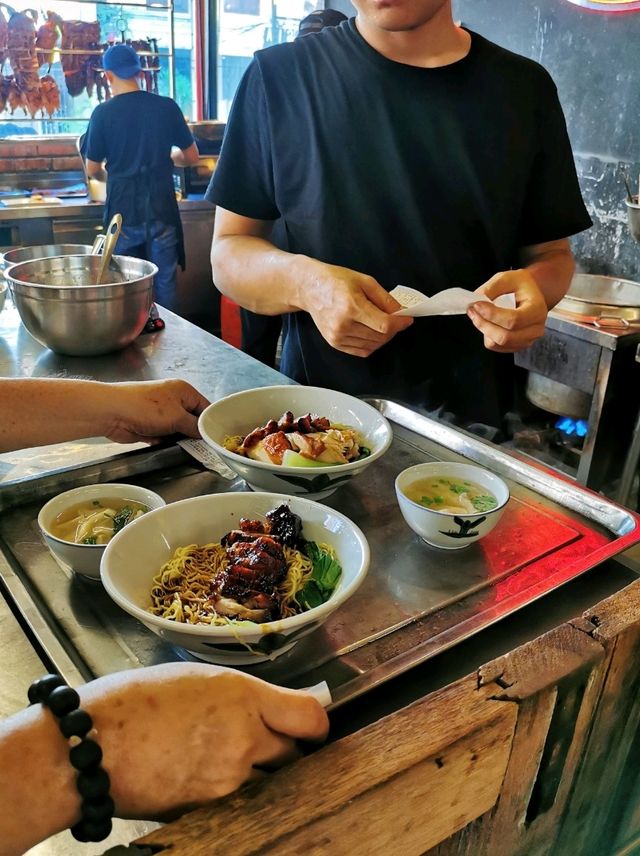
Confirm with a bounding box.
[134,576,640,856]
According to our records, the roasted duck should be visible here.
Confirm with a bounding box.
[215,506,304,622]
[36,10,62,70]
[60,19,100,97]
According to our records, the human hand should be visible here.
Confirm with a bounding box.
[302,262,413,357]
[104,379,210,444]
[467,269,548,353]
[83,663,329,819]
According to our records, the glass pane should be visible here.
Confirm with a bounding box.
[0,0,198,137]
[217,0,324,121]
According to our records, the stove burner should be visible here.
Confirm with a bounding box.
[555,417,588,439]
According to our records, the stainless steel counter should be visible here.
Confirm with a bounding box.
[0,196,213,222]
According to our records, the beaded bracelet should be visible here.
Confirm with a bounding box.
[28,674,114,843]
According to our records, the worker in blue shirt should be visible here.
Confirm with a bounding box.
[83,44,199,314]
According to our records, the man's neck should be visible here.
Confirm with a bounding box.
[111,79,141,96]
[355,4,471,69]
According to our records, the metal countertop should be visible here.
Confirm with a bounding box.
[0,196,214,222]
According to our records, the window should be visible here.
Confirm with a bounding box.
[216,0,325,120]
[224,0,261,14]
[0,0,199,136]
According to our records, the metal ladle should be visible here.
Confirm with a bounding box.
[96,214,123,284]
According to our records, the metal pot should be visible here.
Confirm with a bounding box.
[525,272,640,418]
[555,273,640,327]
[525,373,591,420]
[7,254,157,356]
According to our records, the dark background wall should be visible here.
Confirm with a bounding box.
[327,0,640,279]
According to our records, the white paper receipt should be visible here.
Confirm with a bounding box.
[390,285,516,318]
[178,439,237,480]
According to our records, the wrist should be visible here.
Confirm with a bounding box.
[0,704,80,853]
[289,254,324,313]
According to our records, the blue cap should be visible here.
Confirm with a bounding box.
[103,44,142,79]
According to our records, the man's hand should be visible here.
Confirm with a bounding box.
[302,262,413,357]
[89,663,329,818]
[106,379,210,444]
[467,269,548,353]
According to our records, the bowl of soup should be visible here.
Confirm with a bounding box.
[395,462,509,550]
[38,483,166,580]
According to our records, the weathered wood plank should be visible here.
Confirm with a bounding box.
[137,674,516,855]
[479,621,605,701]
[426,690,557,856]
[576,576,640,643]
[554,625,640,856]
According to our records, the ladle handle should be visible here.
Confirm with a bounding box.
[97,214,122,284]
[91,232,106,255]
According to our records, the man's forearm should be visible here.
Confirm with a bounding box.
[522,245,575,310]
[211,235,319,315]
[0,379,116,452]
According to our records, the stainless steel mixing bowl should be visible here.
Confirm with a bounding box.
[0,244,95,274]
[7,254,157,356]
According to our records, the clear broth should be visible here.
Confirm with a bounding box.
[50,498,149,545]
[404,476,497,514]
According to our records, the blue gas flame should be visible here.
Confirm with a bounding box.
[555,417,588,438]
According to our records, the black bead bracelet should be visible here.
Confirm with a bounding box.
[28,674,114,843]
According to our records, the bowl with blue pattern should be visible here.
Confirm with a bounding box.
[198,385,393,500]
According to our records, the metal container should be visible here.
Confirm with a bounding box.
[626,199,640,242]
[526,373,592,420]
[556,273,640,325]
[7,254,157,356]
[0,244,94,273]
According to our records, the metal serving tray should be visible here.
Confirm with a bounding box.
[1,400,638,710]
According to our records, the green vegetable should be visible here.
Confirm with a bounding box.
[471,495,498,512]
[82,536,97,545]
[419,495,444,506]
[282,450,335,468]
[358,446,371,459]
[449,484,467,494]
[111,505,135,535]
[297,542,342,611]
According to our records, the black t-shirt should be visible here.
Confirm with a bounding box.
[84,90,193,227]
[206,20,592,427]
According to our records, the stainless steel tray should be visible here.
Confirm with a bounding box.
[1,400,638,710]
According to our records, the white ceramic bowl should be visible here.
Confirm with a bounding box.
[198,385,392,499]
[38,483,166,580]
[100,491,370,665]
[395,462,509,550]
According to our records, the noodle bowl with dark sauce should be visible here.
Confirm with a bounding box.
[149,505,342,625]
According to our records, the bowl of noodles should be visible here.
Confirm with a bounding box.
[197,385,392,500]
[100,491,370,665]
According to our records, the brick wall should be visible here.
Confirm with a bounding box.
[0,137,82,175]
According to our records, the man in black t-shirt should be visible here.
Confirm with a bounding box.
[84,44,199,313]
[207,0,592,431]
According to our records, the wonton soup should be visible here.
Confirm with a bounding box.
[50,498,149,545]
[403,476,498,515]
